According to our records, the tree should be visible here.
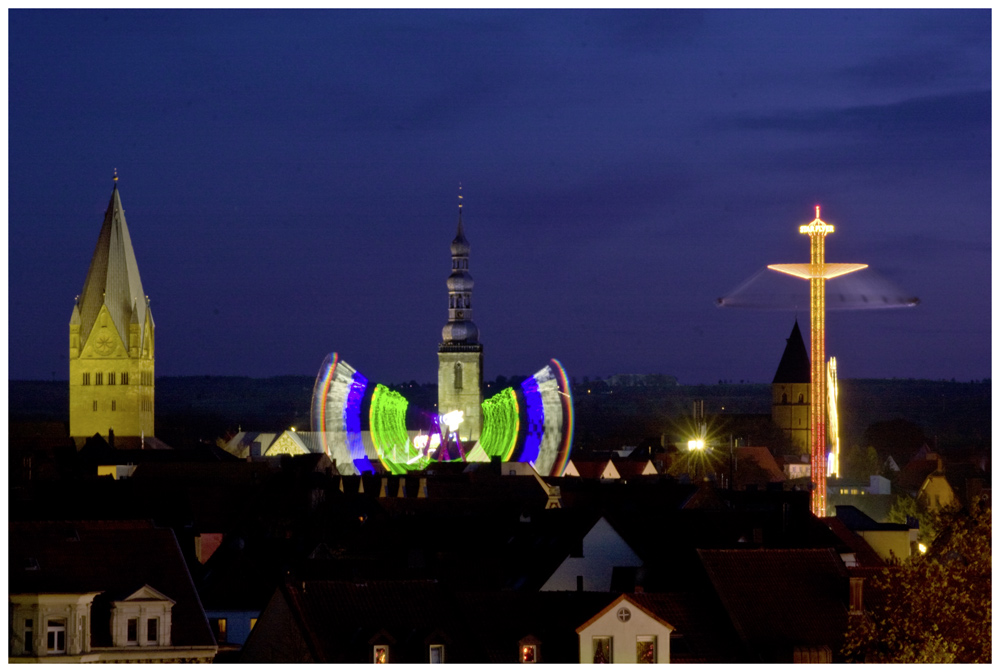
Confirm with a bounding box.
[886,493,942,544]
[842,497,991,663]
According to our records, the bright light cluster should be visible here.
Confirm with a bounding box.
[479,387,520,461]
[370,384,429,474]
[310,354,574,477]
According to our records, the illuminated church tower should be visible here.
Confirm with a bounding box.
[69,174,155,442]
[771,320,810,454]
[437,189,483,443]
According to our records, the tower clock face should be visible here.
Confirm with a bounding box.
[94,334,115,355]
[456,310,464,318]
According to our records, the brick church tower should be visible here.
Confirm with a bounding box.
[771,320,810,453]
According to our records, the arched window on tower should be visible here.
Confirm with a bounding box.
[454,363,463,390]
[798,393,804,404]
[464,295,470,308]
[781,393,788,404]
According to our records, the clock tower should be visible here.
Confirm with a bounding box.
[437,189,483,443]
[69,174,155,443]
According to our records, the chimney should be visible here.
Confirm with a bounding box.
[849,576,864,614]
[108,428,115,448]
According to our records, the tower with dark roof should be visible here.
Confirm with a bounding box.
[772,320,810,453]
[437,190,483,443]
[69,175,155,442]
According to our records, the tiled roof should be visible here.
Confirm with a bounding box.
[9,519,215,648]
[698,548,849,658]
[735,446,786,483]
[76,184,150,350]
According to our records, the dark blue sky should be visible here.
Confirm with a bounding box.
[9,10,991,384]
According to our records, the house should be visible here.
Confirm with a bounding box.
[240,579,479,663]
[540,516,643,592]
[9,520,217,663]
[575,594,674,663]
[698,548,851,663]
[831,506,917,563]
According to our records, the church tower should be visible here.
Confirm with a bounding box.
[437,189,483,443]
[771,320,810,453]
[69,174,155,442]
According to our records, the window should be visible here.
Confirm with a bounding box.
[127,618,138,644]
[121,372,129,385]
[47,620,66,654]
[96,373,103,385]
[146,617,158,644]
[112,400,116,411]
[593,636,612,663]
[798,393,804,403]
[521,644,537,663]
[374,644,389,664]
[24,619,33,654]
[83,373,91,386]
[429,644,445,663]
[454,363,463,390]
[781,393,787,403]
[211,618,227,644]
[636,636,656,664]
[109,372,116,385]
[93,401,98,412]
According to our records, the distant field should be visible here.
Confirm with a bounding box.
[9,377,989,453]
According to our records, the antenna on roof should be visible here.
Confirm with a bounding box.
[113,168,118,184]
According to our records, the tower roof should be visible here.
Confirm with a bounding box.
[450,207,470,257]
[76,181,149,348]
[772,320,810,384]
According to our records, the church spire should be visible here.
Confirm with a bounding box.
[442,185,478,345]
[76,173,148,349]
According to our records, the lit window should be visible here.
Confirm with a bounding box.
[47,620,66,654]
[521,644,537,663]
[212,618,227,644]
[146,617,158,644]
[429,644,445,663]
[374,645,389,664]
[127,618,138,644]
[592,636,612,664]
[636,636,656,663]
[24,619,33,654]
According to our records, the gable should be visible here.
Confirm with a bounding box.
[266,432,310,456]
[121,584,175,604]
[81,306,128,359]
[577,594,675,634]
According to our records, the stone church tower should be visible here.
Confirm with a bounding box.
[69,176,155,442]
[771,320,810,453]
[437,194,482,443]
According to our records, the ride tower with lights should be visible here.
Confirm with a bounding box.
[768,207,866,517]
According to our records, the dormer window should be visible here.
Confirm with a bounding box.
[374,644,389,664]
[521,644,537,663]
[47,620,66,654]
[429,644,445,663]
[111,585,175,648]
[127,618,139,645]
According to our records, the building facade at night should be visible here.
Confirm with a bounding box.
[771,320,810,453]
[68,177,154,442]
[437,197,483,444]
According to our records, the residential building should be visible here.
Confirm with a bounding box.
[9,520,216,663]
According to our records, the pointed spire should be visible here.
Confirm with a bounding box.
[76,179,148,348]
[773,319,811,384]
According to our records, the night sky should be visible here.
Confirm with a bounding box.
[9,10,991,385]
